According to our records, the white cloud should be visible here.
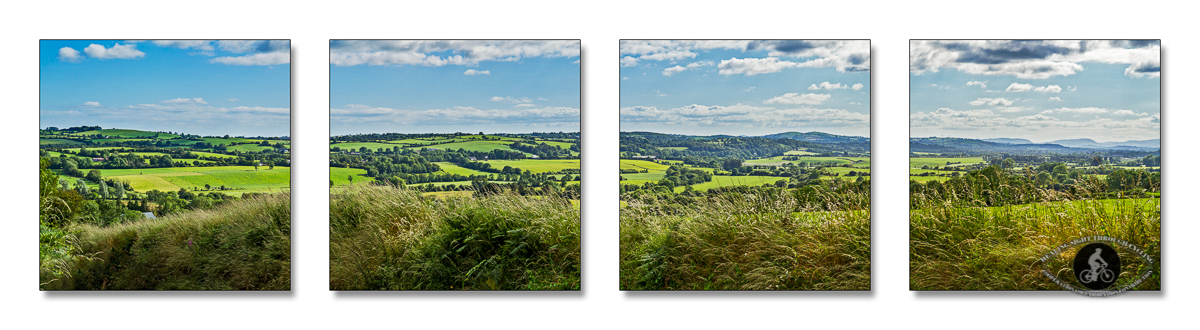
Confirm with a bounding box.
[1067,86,1078,92]
[150,40,214,51]
[968,97,1013,106]
[621,40,869,73]
[910,40,1159,79]
[209,52,289,66]
[1005,83,1062,93]
[662,65,687,76]
[83,43,145,60]
[1048,97,1062,101]
[808,82,847,90]
[996,106,1032,113]
[762,93,831,105]
[1005,83,1033,92]
[331,104,579,126]
[852,83,864,90]
[622,76,629,80]
[849,102,861,105]
[661,61,713,76]
[1113,109,1149,116]
[744,86,756,91]
[227,98,239,102]
[463,69,490,75]
[912,106,1159,140]
[330,40,579,67]
[966,80,987,88]
[620,103,868,129]
[718,57,798,76]
[58,47,82,62]
[490,96,536,104]
[620,56,639,67]
[216,40,290,53]
[1046,107,1109,114]
[1034,85,1062,93]
[82,101,101,107]
[162,98,208,105]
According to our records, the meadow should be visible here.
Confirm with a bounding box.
[910,198,1160,290]
[40,193,290,290]
[621,190,870,290]
[57,166,290,196]
[330,185,580,290]
[330,132,581,197]
[481,159,579,173]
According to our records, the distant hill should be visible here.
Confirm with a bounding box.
[912,136,1160,154]
[762,131,870,144]
[981,138,1033,144]
[1049,138,1159,149]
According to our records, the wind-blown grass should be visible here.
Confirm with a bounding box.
[330,185,580,290]
[620,191,870,290]
[910,198,1160,290]
[40,193,291,290]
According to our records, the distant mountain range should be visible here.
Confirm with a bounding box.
[981,138,1034,145]
[914,137,1159,153]
[980,137,1159,150]
[761,131,870,144]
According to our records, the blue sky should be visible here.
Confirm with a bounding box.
[329,40,581,135]
[40,40,290,137]
[910,40,1160,143]
[619,40,870,137]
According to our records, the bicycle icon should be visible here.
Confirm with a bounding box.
[1078,247,1115,284]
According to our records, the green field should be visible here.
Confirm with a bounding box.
[658,146,688,151]
[619,173,666,186]
[620,159,671,172]
[386,138,468,145]
[482,159,579,173]
[676,175,789,192]
[744,156,870,168]
[191,151,238,158]
[61,166,290,196]
[76,129,181,139]
[330,167,369,186]
[413,140,523,153]
[408,180,515,187]
[330,142,404,151]
[60,147,132,153]
[39,139,86,146]
[433,162,492,176]
[909,157,984,168]
[225,144,281,153]
[784,150,816,155]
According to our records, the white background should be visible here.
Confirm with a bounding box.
[2,1,1193,328]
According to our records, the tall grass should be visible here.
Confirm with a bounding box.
[620,189,870,290]
[40,193,291,290]
[910,197,1160,290]
[329,185,580,290]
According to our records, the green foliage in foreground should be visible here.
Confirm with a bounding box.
[40,193,291,290]
[330,185,580,290]
[621,191,870,290]
[910,198,1160,290]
